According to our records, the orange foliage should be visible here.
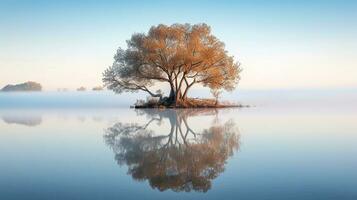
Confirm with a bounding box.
[103,23,242,105]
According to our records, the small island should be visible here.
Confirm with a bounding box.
[103,23,243,108]
[1,81,42,92]
[92,86,104,91]
[77,86,86,91]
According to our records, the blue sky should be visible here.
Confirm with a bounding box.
[0,0,356,90]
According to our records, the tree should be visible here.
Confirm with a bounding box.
[103,23,242,106]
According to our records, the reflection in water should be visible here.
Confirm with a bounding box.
[1,115,42,126]
[104,109,240,192]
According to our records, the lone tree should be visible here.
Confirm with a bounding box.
[103,23,241,106]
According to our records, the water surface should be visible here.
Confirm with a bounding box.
[0,90,356,199]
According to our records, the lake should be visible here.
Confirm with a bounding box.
[0,90,356,200]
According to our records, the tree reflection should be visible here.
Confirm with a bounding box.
[104,109,240,192]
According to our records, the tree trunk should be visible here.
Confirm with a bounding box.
[168,82,175,103]
[169,87,175,100]
[174,91,181,106]
[182,77,195,101]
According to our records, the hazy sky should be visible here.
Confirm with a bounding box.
[0,0,356,90]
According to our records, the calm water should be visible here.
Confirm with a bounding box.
[0,90,356,200]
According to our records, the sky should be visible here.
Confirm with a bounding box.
[0,0,356,91]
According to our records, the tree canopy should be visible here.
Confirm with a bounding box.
[103,23,241,106]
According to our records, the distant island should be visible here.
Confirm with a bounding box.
[77,86,86,91]
[1,81,42,92]
[92,86,103,91]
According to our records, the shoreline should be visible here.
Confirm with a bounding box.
[132,104,250,109]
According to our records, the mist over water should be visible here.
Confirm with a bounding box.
[0,89,356,109]
[0,89,356,200]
